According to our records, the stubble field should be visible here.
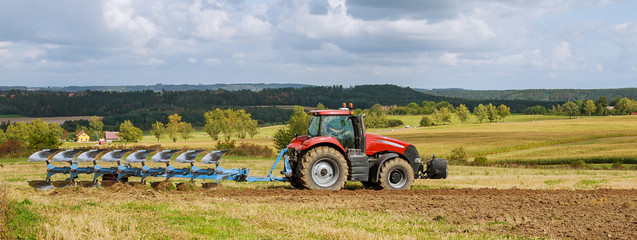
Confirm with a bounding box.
[1,115,637,239]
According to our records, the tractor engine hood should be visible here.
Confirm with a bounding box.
[365,134,411,156]
[287,135,310,150]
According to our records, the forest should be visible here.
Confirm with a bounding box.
[421,88,637,102]
[2,84,631,129]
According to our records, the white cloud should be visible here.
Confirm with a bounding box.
[188,58,198,63]
[550,41,576,70]
[146,58,165,65]
[204,58,221,65]
[440,52,459,65]
[0,41,13,48]
[102,0,158,52]
[232,52,246,59]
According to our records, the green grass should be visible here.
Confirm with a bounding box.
[3,199,42,240]
[0,114,28,118]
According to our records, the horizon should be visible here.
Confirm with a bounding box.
[1,1,637,90]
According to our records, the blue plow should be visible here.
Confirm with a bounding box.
[27,148,291,190]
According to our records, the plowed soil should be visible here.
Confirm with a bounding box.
[197,188,637,239]
[43,185,637,239]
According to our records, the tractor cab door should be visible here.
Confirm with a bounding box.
[320,115,356,149]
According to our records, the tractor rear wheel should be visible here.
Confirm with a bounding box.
[288,176,305,189]
[378,158,414,190]
[298,147,348,190]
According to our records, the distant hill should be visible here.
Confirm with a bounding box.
[421,88,637,102]
[0,83,312,92]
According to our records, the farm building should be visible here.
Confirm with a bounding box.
[105,131,120,142]
[76,130,90,142]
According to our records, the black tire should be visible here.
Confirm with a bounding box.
[378,158,414,190]
[288,176,305,189]
[298,147,348,190]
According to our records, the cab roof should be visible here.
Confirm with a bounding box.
[309,110,352,116]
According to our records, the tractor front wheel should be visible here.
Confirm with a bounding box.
[378,158,414,190]
[298,147,348,190]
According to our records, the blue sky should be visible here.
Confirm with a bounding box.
[1,0,636,89]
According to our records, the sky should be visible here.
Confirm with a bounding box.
[1,0,636,90]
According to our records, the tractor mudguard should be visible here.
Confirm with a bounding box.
[368,153,399,183]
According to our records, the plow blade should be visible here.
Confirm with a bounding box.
[28,180,55,191]
[77,181,99,188]
[51,180,74,188]
[100,180,118,188]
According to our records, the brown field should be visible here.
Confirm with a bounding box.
[3,115,637,239]
[0,116,99,124]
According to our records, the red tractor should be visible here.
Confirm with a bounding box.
[286,106,448,190]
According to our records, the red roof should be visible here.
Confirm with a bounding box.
[310,110,352,116]
[105,131,120,140]
[75,130,86,137]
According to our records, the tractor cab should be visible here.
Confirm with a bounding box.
[307,109,365,152]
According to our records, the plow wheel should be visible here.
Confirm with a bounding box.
[378,158,414,190]
[298,147,348,190]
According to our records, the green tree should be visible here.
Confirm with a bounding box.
[179,122,194,141]
[365,111,389,128]
[455,104,470,123]
[434,107,452,125]
[615,98,637,115]
[166,113,182,142]
[88,116,104,140]
[119,120,143,142]
[582,100,596,116]
[316,103,327,110]
[473,104,488,123]
[221,109,239,140]
[595,96,609,115]
[563,101,579,118]
[246,119,259,138]
[369,104,386,114]
[5,122,30,142]
[496,104,511,121]
[150,121,165,142]
[419,116,434,127]
[27,119,63,150]
[486,104,498,123]
[203,108,225,140]
[523,106,548,115]
[273,106,310,150]
[436,101,453,111]
[236,109,254,139]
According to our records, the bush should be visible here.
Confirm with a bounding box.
[448,147,467,163]
[215,139,236,150]
[387,119,403,128]
[612,161,624,170]
[0,140,30,158]
[570,159,588,169]
[419,116,435,127]
[474,156,488,166]
[232,143,275,158]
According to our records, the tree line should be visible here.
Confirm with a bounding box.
[0,85,566,129]
[523,97,637,118]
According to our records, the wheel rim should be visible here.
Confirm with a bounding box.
[311,159,339,188]
[388,168,407,188]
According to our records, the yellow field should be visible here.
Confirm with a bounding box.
[61,115,637,165]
